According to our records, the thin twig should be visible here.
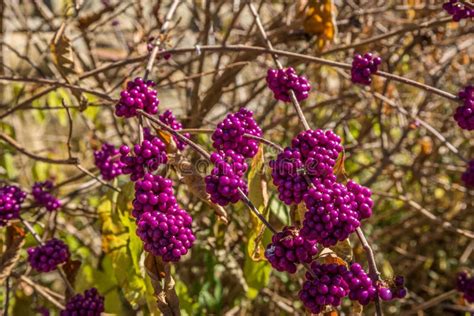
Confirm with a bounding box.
[79,45,458,103]
[355,227,383,316]
[0,132,79,165]
[180,128,284,152]
[247,2,311,130]
[143,0,182,81]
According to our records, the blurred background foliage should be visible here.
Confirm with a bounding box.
[0,0,473,315]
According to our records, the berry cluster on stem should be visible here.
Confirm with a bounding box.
[0,185,26,226]
[94,143,125,181]
[32,181,61,211]
[264,226,318,273]
[266,67,311,102]
[27,238,70,273]
[454,85,474,131]
[351,53,382,85]
[443,0,474,21]
[457,271,474,303]
[60,288,104,316]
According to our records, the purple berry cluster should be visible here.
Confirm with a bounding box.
[443,0,474,21]
[211,108,262,159]
[115,77,159,118]
[269,129,343,206]
[159,109,190,151]
[347,180,374,220]
[269,148,308,205]
[292,129,343,178]
[264,226,318,274]
[119,136,168,181]
[32,181,61,211]
[301,175,363,247]
[136,207,195,262]
[205,150,248,206]
[132,173,195,262]
[0,185,26,226]
[266,67,310,102]
[345,263,377,305]
[454,85,474,131]
[299,263,349,314]
[94,143,125,181]
[462,160,474,188]
[457,271,474,303]
[27,238,70,272]
[132,174,177,219]
[60,288,104,316]
[351,53,382,85]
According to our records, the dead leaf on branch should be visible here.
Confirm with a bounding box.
[302,0,338,50]
[50,23,77,81]
[145,254,181,316]
[0,224,25,284]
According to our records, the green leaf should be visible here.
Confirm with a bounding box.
[243,254,271,299]
[1,152,17,178]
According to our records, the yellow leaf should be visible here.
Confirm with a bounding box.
[247,145,269,261]
[304,0,337,50]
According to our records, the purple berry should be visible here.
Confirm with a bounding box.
[266,67,311,102]
[60,288,104,316]
[346,180,374,220]
[291,129,343,178]
[205,149,248,206]
[136,208,195,262]
[211,108,262,159]
[457,272,474,303]
[351,53,382,85]
[132,173,177,219]
[299,263,349,314]
[94,143,125,181]
[454,85,474,131]
[265,226,318,273]
[345,263,378,305]
[462,160,474,188]
[0,185,26,226]
[32,181,61,211]
[27,238,70,272]
[115,77,159,118]
[443,0,474,21]
[269,147,308,205]
[301,175,361,247]
[120,131,168,181]
[159,110,190,151]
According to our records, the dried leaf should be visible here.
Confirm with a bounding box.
[323,254,348,267]
[178,158,228,223]
[351,301,364,315]
[63,259,81,288]
[0,225,25,284]
[329,239,353,262]
[50,23,77,80]
[303,0,337,50]
[145,254,181,316]
[78,6,114,29]
[333,150,347,177]
[156,129,178,154]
